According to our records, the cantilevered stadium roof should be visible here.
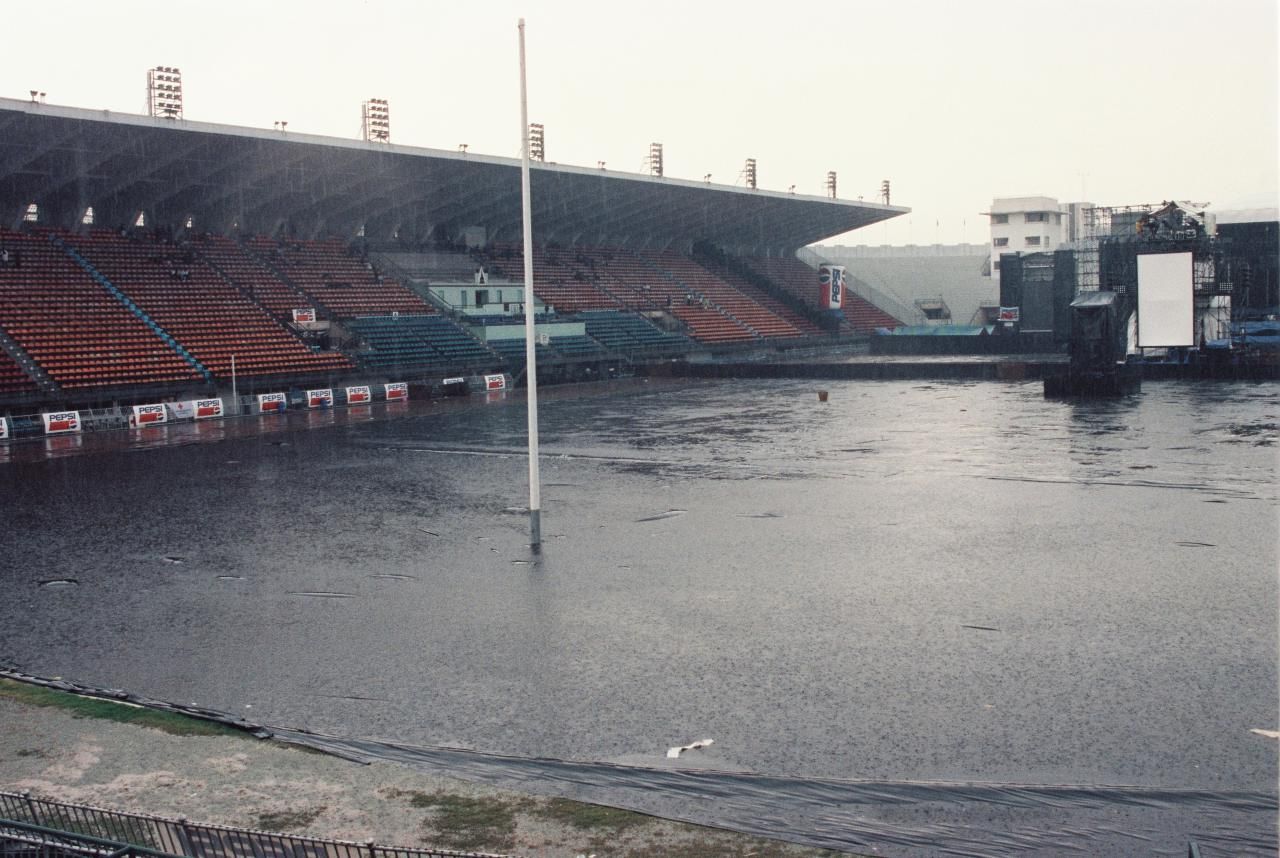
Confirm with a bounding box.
[0,97,907,253]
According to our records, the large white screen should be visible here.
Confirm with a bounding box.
[1137,251,1194,347]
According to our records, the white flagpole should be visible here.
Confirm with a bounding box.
[518,18,542,548]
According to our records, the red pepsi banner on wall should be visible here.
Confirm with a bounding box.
[258,392,287,413]
[130,404,168,427]
[345,386,371,404]
[485,373,507,391]
[194,398,224,419]
[307,388,333,408]
[385,383,408,401]
[43,411,82,434]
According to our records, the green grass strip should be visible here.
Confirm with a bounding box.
[0,678,244,738]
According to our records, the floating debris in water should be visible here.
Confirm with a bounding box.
[215,575,244,581]
[667,738,714,758]
[161,556,186,564]
[1249,728,1280,739]
[636,509,687,522]
[287,591,358,599]
[419,529,440,537]
[37,579,78,588]
[370,573,416,580]
[737,512,783,519]
[1175,541,1216,548]
[961,624,1001,632]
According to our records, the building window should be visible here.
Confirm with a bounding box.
[991,214,1009,224]
[993,260,1001,270]
[993,237,1009,247]
[1025,236,1041,246]
[1025,212,1047,223]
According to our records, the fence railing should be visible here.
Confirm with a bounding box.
[0,792,509,858]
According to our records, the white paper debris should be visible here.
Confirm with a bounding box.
[1249,728,1280,739]
[666,738,714,758]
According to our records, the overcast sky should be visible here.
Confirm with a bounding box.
[2,0,1276,245]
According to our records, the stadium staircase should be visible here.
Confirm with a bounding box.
[0,331,46,396]
[54,235,213,382]
[743,254,905,334]
[191,235,319,323]
[63,231,351,381]
[245,237,432,318]
[629,251,757,343]
[0,228,206,391]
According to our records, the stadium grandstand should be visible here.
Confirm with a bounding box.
[0,94,910,417]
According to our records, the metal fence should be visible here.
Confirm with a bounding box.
[0,793,509,858]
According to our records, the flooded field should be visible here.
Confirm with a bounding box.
[1,378,1276,855]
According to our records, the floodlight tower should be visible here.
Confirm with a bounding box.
[146,67,183,119]
[826,171,837,199]
[529,123,545,161]
[743,158,757,189]
[648,143,664,177]
[881,179,891,205]
[362,98,390,143]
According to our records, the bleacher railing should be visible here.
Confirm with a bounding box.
[0,792,510,858]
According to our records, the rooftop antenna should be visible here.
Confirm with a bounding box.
[518,18,542,549]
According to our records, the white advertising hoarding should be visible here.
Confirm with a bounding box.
[42,411,82,434]
[1137,252,1194,348]
[130,404,168,427]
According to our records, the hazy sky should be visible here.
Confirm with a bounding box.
[2,0,1276,245]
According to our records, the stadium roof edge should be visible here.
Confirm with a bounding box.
[0,97,909,253]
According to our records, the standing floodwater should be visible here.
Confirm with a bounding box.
[1,378,1276,855]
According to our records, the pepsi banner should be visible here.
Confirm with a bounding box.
[307,388,333,408]
[385,382,408,401]
[0,417,8,441]
[818,264,845,310]
[485,373,507,391]
[43,411,81,434]
[292,308,317,323]
[998,306,1020,324]
[258,392,287,413]
[130,404,168,427]
[345,385,371,404]
[194,398,224,420]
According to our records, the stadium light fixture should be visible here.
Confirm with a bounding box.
[459,143,469,153]
[529,123,545,162]
[362,98,391,143]
[648,143,663,177]
[881,179,891,205]
[704,173,712,183]
[146,67,182,119]
[743,158,757,190]
[598,161,607,170]
[826,171,837,199]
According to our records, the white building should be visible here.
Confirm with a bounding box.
[983,196,1091,286]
